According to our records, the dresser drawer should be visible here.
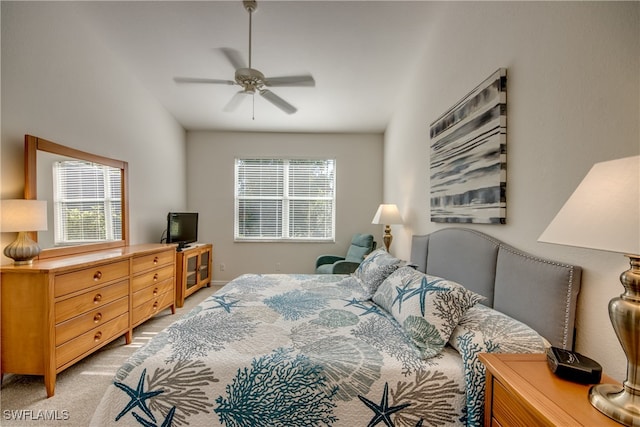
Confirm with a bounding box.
[55,260,130,297]
[132,278,174,308]
[132,290,174,326]
[56,313,129,369]
[55,296,128,346]
[132,250,175,274]
[132,264,174,292]
[55,280,129,324]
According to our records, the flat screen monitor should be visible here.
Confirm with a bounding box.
[166,212,198,250]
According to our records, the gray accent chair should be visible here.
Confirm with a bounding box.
[315,234,376,274]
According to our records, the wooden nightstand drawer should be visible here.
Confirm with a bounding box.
[132,264,174,292]
[55,260,130,297]
[492,377,550,427]
[55,296,129,346]
[55,280,129,323]
[132,250,175,274]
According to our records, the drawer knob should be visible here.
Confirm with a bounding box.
[93,271,103,281]
[152,302,159,311]
[153,256,159,265]
[94,313,102,323]
[153,273,159,282]
[153,288,159,296]
[94,331,102,342]
[93,293,102,303]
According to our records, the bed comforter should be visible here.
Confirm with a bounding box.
[91,273,544,427]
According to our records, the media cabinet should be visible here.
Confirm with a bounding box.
[175,243,212,308]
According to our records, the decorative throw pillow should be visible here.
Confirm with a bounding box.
[373,267,483,359]
[448,304,547,426]
[353,249,401,298]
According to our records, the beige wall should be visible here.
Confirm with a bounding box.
[0,2,187,261]
[185,131,383,282]
[384,1,639,381]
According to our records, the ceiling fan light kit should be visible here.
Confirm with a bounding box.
[174,0,314,116]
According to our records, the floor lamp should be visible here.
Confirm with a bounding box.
[371,204,403,252]
[539,155,640,426]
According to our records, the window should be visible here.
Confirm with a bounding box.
[52,160,121,245]
[235,158,336,241]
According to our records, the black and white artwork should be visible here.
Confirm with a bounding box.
[429,68,507,224]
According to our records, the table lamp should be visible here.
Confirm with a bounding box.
[371,204,403,252]
[538,155,640,426]
[1,199,48,265]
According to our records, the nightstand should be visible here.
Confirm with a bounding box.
[479,353,621,427]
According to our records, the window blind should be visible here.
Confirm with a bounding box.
[235,158,335,241]
[53,160,121,244]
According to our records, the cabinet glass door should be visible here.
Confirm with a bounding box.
[200,251,210,282]
[186,255,198,288]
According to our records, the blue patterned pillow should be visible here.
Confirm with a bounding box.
[373,267,483,359]
[353,249,401,298]
[449,304,547,427]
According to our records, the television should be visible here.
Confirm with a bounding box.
[166,212,198,250]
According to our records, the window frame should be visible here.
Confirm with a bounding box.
[234,157,336,242]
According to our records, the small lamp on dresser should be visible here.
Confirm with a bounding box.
[538,155,640,426]
[1,199,48,265]
[372,203,403,252]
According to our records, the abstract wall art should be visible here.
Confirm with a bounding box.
[429,68,507,224]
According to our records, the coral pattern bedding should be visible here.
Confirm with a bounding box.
[91,265,546,427]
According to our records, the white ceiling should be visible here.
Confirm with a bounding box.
[73,1,434,133]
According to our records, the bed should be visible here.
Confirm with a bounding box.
[91,228,582,427]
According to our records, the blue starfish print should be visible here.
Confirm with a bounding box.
[404,276,448,316]
[358,382,411,427]
[392,285,412,312]
[114,369,163,422]
[344,297,365,307]
[344,298,383,316]
[206,294,240,313]
[132,406,176,427]
[359,305,384,316]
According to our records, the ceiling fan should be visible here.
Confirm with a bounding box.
[174,0,315,116]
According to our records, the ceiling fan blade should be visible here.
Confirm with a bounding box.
[223,91,252,112]
[219,48,247,71]
[259,89,297,114]
[174,77,235,85]
[264,75,315,87]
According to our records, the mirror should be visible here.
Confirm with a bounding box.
[25,135,129,258]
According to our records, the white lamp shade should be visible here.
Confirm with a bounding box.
[1,199,48,232]
[372,204,403,225]
[538,155,640,255]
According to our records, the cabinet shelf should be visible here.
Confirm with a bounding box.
[175,244,212,308]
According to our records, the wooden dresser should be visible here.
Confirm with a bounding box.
[0,243,176,397]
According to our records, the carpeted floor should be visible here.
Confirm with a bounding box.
[0,285,220,426]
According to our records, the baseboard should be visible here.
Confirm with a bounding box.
[210,280,229,289]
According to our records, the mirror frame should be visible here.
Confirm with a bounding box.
[24,134,130,259]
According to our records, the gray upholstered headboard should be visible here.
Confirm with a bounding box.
[410,228,582,350]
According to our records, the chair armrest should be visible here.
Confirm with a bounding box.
[332,261,361,274]
[315,255,345,268]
